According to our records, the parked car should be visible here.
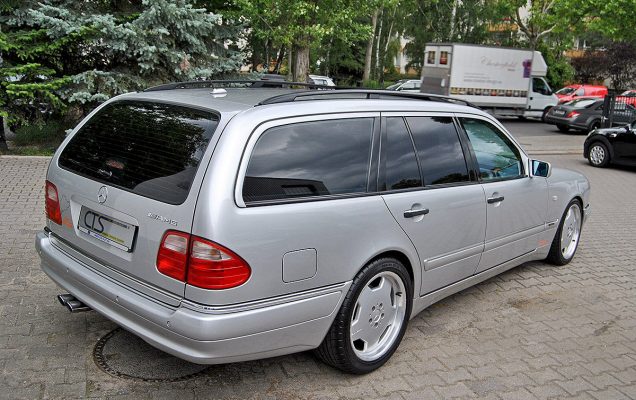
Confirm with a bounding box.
[36,83,590,374]
[545,97,636,133]
[386,79,421,92]
[556,84,607,103]
[308,74,336,87]
[584,121,636,167]
[619,90,636,106]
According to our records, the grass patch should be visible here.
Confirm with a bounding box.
[13,121,67,147]
[1,120,66,156]
[0,145,55,156]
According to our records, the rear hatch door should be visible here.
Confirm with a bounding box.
[48,100,220,301]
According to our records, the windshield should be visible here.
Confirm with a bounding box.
[620,90,636,97]
[556,87,576,95]
[386,83,402,90]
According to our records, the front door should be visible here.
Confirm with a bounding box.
[458,117,548,273]
[379,115,486,295]
[611,128,636,164]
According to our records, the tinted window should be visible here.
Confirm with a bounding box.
[383,118,421,190]
[243,118,373,203]
[406,117,469,185]
[567,98,599,108]
[59,101,219,204]
[460,118,522,181]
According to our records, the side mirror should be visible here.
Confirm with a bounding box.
[529,159,551,178]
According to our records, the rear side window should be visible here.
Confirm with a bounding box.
[59,101,219,204]
[243,118,374,203]
[382,117,421,190]
[406,116,470,185]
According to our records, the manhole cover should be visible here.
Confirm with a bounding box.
[94,328,209,382]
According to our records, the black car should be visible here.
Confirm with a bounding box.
[545,97,636,133]
[584,121,636,167]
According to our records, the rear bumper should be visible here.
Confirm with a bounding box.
[35,231,349,364]
[544,115,587,130]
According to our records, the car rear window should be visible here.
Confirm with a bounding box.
[58,100,219,205]
[567,98,599,108]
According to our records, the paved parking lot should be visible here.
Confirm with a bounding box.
[1,146,635,399]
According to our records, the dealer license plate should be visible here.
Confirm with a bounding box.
[554,110,565,116]
[78,206,136,252]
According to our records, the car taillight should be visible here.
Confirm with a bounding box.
[157,231,190,281]
[187,237,251,289]
[45,180,62,225]
[157,231,251,289]
[566,111,580,118]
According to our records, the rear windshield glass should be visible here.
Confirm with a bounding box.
[59,101,219,204]
[566,98,599,108]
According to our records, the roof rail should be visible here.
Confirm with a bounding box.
[144,79,336,92]
[257,89,479,108]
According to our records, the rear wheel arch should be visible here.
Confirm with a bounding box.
[360,250,416,290]
[588,119,601,131]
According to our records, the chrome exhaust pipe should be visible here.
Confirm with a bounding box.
[57,294,91,313]
[57,293,75,306]
[66,299,91,313]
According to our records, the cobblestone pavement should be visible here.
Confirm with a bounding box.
[1,154,635,400]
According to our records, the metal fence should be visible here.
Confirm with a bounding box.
[602,92,636,128]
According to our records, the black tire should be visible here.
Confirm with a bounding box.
[542,107,552,122]
[314,258,413,374]
[546,199,583,266]
[588,120,601,132]
[557,124,570,133]
[587,141,610,167]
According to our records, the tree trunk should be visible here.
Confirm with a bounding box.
[363,10,379,82]
[273,46,285,74]
[293,44,310,83]
[287,45,294,81]
[0,117,8,152]
[374,10,384,80]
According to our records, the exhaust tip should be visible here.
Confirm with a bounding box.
[66,299,91,313]
[58,294,91,313]
[57,293,75,306]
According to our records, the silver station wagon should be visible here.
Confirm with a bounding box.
[36,82,590,374]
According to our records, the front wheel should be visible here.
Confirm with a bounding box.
[314,258,412,374]
[588,142,610,167]
[546,199,583,266]
[542,107,552,122]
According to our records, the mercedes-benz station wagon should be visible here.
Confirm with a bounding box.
[36,82,590,374]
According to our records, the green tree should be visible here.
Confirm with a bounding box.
[402,0,498,74]
[0,0,72,149]
[0,0,243,146]
[235,0,371,82]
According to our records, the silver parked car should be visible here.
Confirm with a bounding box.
[36,83,590,374]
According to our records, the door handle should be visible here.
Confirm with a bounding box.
[487,196,505,204]
[404,208,429,218]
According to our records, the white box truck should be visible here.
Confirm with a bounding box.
[420,43,558,119]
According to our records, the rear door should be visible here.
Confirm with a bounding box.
[457,116,548,273]
[48,100,220,299]
[380,114,486,295]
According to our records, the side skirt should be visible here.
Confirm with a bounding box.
[410,250,539,318]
